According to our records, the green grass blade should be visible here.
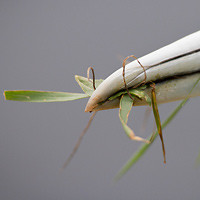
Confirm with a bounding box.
[119,94,135,138]
[108,88,151,106]
[75,75,104,96]
[115,77,200,181]
[108,90,127,101]
[129,89,151,106]
[4,90,89,102]
[151,86,166,163]
[194,149,200,167]
[115,100,187,181]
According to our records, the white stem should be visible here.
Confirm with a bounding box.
[93,73,200,111]
[85,31,200,112]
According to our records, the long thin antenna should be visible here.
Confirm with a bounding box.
[61,111,97,170]
[87,67,96,90]
[122,55,146,101]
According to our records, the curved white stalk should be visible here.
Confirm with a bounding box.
[85,31,200,112]
[93,73,200,111]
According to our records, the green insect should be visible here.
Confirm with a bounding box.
[4,30,200,180]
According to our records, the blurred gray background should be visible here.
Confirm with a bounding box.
[1,0,200,199]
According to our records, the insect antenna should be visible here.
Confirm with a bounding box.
[61,111,97,170]
[122,55,147,101]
